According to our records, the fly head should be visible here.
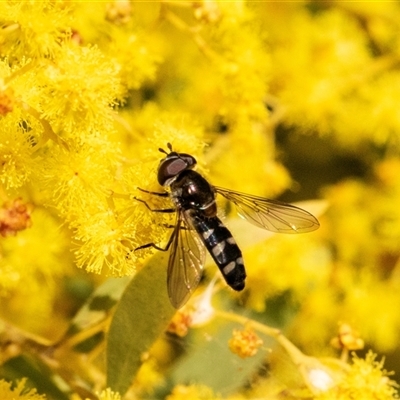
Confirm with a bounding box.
[158,143,197,186]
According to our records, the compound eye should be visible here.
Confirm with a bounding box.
[168,158,188,177]
[157,153,197,186]
[157,158,184,185]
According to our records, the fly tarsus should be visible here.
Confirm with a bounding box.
[133,196,175,213]
[137,187,169,197]
[134,242,170,252]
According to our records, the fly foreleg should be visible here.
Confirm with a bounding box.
[134,223,178,252]
[134,186,174,212]
[133,196,175,213]
[137,187,169,197]
[134,189,179,252]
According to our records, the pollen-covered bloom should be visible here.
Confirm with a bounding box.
[330,323,365,352]
[95,388,121,400]
[314,352,399,400]
[228,326,263,359]
[0,198,32,237]
[0,378,45,400]
[167,309,194,338]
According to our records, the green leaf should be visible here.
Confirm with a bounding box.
[66,276,131,339]
[106,251,175,395]
[168,320,270,397]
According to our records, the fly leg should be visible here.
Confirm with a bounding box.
[133,187,174,213]
[137,187,169,197]
[133,188,178,252]
[135,226,177,252]
[134,222,187,252]
[134,196,175,213]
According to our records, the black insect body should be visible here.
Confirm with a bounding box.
[187,210,246,291]
[135,143,320,309]
[168,167,246,291]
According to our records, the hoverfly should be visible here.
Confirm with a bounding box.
[135,143,319,308]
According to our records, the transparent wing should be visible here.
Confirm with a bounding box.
[167,211,206,308]
[215,187,320,234]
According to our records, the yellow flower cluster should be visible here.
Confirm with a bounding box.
[228,326,263,358]
[1,1,400,399]
[0,378,45,400]
[315,352,399,400]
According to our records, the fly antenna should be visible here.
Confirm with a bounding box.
[159,143,173,155]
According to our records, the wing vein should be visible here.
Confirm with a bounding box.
[214,186,319,234]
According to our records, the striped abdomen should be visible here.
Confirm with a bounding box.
[189,212,246,291]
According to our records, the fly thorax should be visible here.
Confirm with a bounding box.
[170,170,216,213]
